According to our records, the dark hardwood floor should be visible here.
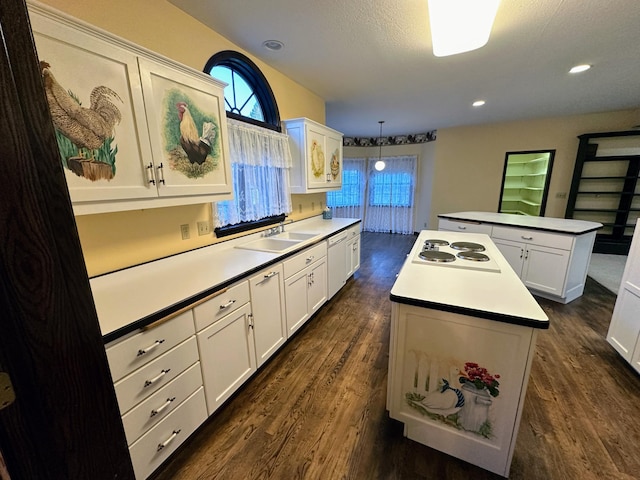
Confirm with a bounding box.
[152,232,640,480]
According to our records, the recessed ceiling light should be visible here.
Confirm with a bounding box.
[569,64,591,74]
[472,100,486,107]
[262,40,284,51]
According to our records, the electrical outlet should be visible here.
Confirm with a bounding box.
[180,224,190,240]
[197,221,211,236]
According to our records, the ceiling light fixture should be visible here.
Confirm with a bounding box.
[569,64,591,74]
[428,0,501,57]
[375,121,386,171]
[472,100,486,107]
[262,40,284,51]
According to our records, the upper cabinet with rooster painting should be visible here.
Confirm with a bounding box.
[28,2,232,215]
[283,118,343,193]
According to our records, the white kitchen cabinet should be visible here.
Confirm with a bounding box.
[346,223,361,278]
[607,220,640,373]
[28,3,232,215]
[194,289,255,415]
[327,231,348,299]
[283,243,328,336]
[283,117,343,193]
[249,264,287,367]
[438,218,493,235]
[492,226,572,299]
[104,310,204,480]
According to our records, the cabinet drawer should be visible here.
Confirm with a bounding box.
[106,311,195,382]
[193,280,250,332]
[283,242,327,278]
[121,362,202,446]
[492,226,573,250]
[129,387,207,480]
[347,223,361,239]
[438,218,493,235]
[114,336,199,415]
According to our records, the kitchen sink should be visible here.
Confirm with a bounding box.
[274,232,318,241]
[235,237,302,253]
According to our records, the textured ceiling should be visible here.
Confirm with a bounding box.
[168,0,640,137]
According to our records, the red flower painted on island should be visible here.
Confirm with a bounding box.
[459,362,500,397]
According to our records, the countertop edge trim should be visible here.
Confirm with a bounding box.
[389,294,550,330]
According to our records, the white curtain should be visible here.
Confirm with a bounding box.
[213,119,292,227]
[326,157,366,219]
[364,155,417,234]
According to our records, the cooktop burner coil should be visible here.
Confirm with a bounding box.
[449,241,486,252]
[456,251,490,262]
[418,250,456,262]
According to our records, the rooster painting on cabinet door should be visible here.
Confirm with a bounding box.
[41,60,122,182]
[160,88,221,179]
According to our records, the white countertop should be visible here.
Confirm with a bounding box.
[438,211,602,234]
[390,230,548,328]
[91,216,360,340]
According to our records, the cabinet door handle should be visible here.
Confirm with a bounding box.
[150,397,176,417]
[146,162,156,185]
[457,226,467,230]
[524,249,529,260]
[219,299,236,310]
[521,235,533,240]
[157,429,181,452]
[248,314,254,330]
[156,162,166,185]
[137,339,165,357]
[263,271,277,279]
[144,369,171,388]
[306,255,315,263]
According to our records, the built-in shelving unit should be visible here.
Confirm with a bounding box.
[499,151,554,216]
[565,130,640,254]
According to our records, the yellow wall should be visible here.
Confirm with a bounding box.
[37,0,326,276]
[430,109,640,228]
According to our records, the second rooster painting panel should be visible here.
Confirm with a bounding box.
[139,58,232,198]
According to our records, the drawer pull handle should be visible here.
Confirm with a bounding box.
[457,226,467,230]
[144,369,171,388]
[157,429,181,452]
[150,397,176,417]
[263,271,277,279]
[306,255,315,263]
[137,339,165,357]
[219,299,236,310]
[521,235,533,240]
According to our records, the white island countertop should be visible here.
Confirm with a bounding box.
[438,211,602,235]
[91,216,360,342]
[390,230,548,329]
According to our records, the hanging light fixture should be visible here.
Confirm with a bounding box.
[428,0,501,57]
[374,120,386,171]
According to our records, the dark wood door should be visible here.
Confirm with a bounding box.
[0,1,134,478]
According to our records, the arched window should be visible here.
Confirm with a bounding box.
[204,50,281,132]
[204,51,290,236]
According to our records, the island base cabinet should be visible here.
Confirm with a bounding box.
[387,303,538,477]
[129,387,207,480]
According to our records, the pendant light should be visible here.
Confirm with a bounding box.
[374,120,386,171]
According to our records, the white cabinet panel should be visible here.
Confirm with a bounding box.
[196,303,256,415]
[438,218,493,235]
[522,244,570,295]
[129,387,207,480]
[284,269,311,336]
[249,264,286,367]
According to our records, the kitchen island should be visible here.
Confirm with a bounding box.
[387,230,548,477]
[438,211,602,303]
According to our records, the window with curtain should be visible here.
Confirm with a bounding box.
[212,119,292,228]
[328,155,417,234]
